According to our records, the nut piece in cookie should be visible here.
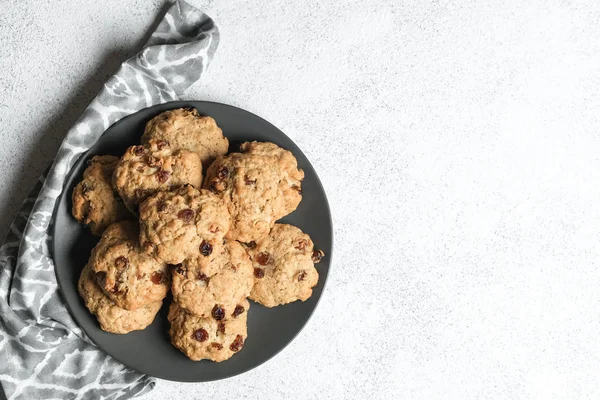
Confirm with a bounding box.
[246,223,321,307]
[142,108,229,169]
[172,240,253,317]
[203,153,286,242]
[168,299,249,362]
[112,139,203,213]
[240,141,304,218]
[72,155,132,235]
[89,221,170,310]
[78,264,162,334]
[139,185,230,265]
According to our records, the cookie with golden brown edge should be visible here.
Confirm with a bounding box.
[203,152,286,242]
[168,299,249,362]
[172,240,253,317]
[112,138,202,213]
[78,264,162,334]
[89,221,170,310]
[142,108,229,169]
[246,223,323,307]
[139,185,230,265]
[240,141,304,218]
[71,155,132,235]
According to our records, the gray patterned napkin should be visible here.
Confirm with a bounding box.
[0,2,218,399]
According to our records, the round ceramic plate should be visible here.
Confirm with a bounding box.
[51,101,332,382]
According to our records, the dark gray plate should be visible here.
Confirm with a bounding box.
[51,101,332,382]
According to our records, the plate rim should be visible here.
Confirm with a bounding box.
[50,100,334,382]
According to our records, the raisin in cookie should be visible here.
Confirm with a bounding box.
[142,108,229,168]
[203,153,286,242]
[172,240,253,317]
[112,139,202,213]
[240,141,304,218]
[78,264,162,334]
[72,155,132,235]
[89,221,170,310]
[139,185,230,265]
[168,299,249,362]
[246,224,323,307]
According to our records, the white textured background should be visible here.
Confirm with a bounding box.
[2,0,600,399]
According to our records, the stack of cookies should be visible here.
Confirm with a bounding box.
[72,107,324,362]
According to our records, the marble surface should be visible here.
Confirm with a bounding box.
[2,0,600,398]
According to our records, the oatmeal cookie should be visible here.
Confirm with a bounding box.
[72,155,132,235]
[246,224,323,307]
[203,153,285,242]
[142,108,229,168]
[78,264,162,334]
[112,139,202,213]
[139,185,230,265]
[89,221,170,310]
[168,299,249,362]
[172,240,253,317]
[240,141,304,217]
